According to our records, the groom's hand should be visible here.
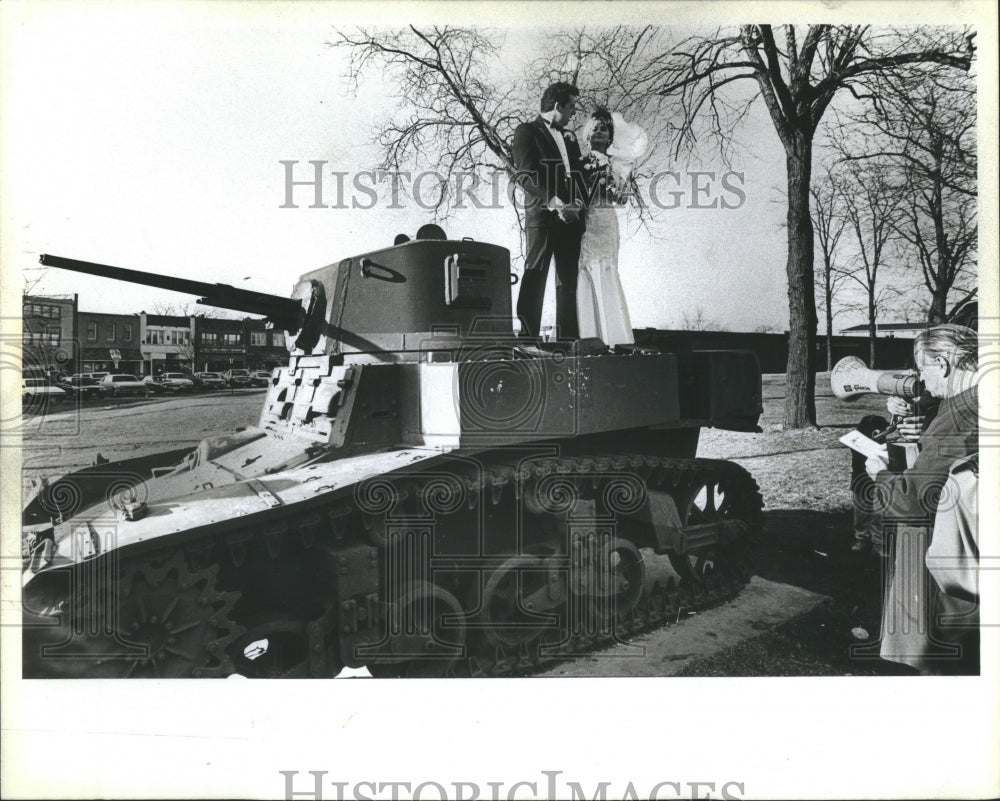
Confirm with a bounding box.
[559,200,583,223]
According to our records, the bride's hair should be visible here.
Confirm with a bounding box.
[581,108,615,148]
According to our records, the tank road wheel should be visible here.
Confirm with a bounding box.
[24,551,242,678]
[477,555,568,650]
[367,581,467,678]
[583,537,645,627]
[668,463,762,588]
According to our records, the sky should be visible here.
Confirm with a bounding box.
[1,2,808,334]
[0,4,990,336]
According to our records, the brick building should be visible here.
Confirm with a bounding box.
[77,311,143,375]
[194,316,247,372]
[140,312,195,375]
[22,294,78,377]
[193,316,288,372]
[245,319,287,371]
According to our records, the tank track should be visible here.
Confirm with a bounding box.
[413,454,762,677]
[23,454,762,678]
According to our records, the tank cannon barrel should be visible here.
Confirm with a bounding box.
[39,254,304,332]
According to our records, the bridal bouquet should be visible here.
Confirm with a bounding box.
[581,149,613,188]
[582,112,649,205]
[581,150,626,205]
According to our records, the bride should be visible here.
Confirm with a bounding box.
[576,108,647,348]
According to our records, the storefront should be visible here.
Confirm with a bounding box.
[79,347,144,375]
[140,313,195,375]
[78,311,142,375]
[245,323,287,370]
[197,349,247,372]
[195,316,247,371]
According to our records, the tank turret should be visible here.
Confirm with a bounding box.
[23,228,763,678]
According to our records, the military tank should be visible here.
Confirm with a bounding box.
[22,226,764,678]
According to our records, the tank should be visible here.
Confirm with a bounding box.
[22,227,764,678]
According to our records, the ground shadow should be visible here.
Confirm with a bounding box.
[677,508,913,676]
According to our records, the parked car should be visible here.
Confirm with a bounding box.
[193,372,228,390]
[22,377,67,411]
[250,370,272,387]
[140,375,167,394]
[142,372,195,392]
[223,368,252,387]
[57,375,109,400]
[100,373,149,397]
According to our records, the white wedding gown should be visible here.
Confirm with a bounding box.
[577,198,634,348]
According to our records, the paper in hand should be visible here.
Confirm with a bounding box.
[839,429,888,460]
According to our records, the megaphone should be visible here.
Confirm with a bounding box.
[831,356,923,401]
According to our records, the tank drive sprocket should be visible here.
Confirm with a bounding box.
[22,550,243,678]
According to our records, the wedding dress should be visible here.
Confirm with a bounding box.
[576,113,647,348]
[576,181,633,347]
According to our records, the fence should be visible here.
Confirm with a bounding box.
[632,328,917,374]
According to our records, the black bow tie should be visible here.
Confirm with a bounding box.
[546,120,563,132]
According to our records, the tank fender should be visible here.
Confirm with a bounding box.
[23,446,449,580]
[22,446,195,526]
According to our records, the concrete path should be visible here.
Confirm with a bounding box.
[537,576,828,677]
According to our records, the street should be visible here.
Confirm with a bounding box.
[20,389,264,497]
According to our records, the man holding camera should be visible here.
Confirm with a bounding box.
[856,324,979,674]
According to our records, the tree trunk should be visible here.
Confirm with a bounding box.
[928,287,948,324]
[783,134,817,428]
[867,284,877,368]
[825,263,834,371]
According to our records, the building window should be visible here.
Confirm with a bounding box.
[224,333,241,346]
[26,329,60,345]
[123,323,133,342]
[272,332,285,348]
[105,323,116,342]
[25,302,60,318]
[87,322,98,342]
[250,331,266,346]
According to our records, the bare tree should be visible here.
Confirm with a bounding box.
[681,307,727,331]
[849,71,977,323]
[834,162,904,368]
[811,168,849,370]
[149,301,243,321]
[330,26,523,213]
[593,24,974,426]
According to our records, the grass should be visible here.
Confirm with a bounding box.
[682,373,914,676]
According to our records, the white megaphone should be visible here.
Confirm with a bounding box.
[830,356,923,401]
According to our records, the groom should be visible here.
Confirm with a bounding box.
[511,81,585,340]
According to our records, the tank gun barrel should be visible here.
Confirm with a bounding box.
[39,254,303,332]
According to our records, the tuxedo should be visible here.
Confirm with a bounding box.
[511,115,586,339]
